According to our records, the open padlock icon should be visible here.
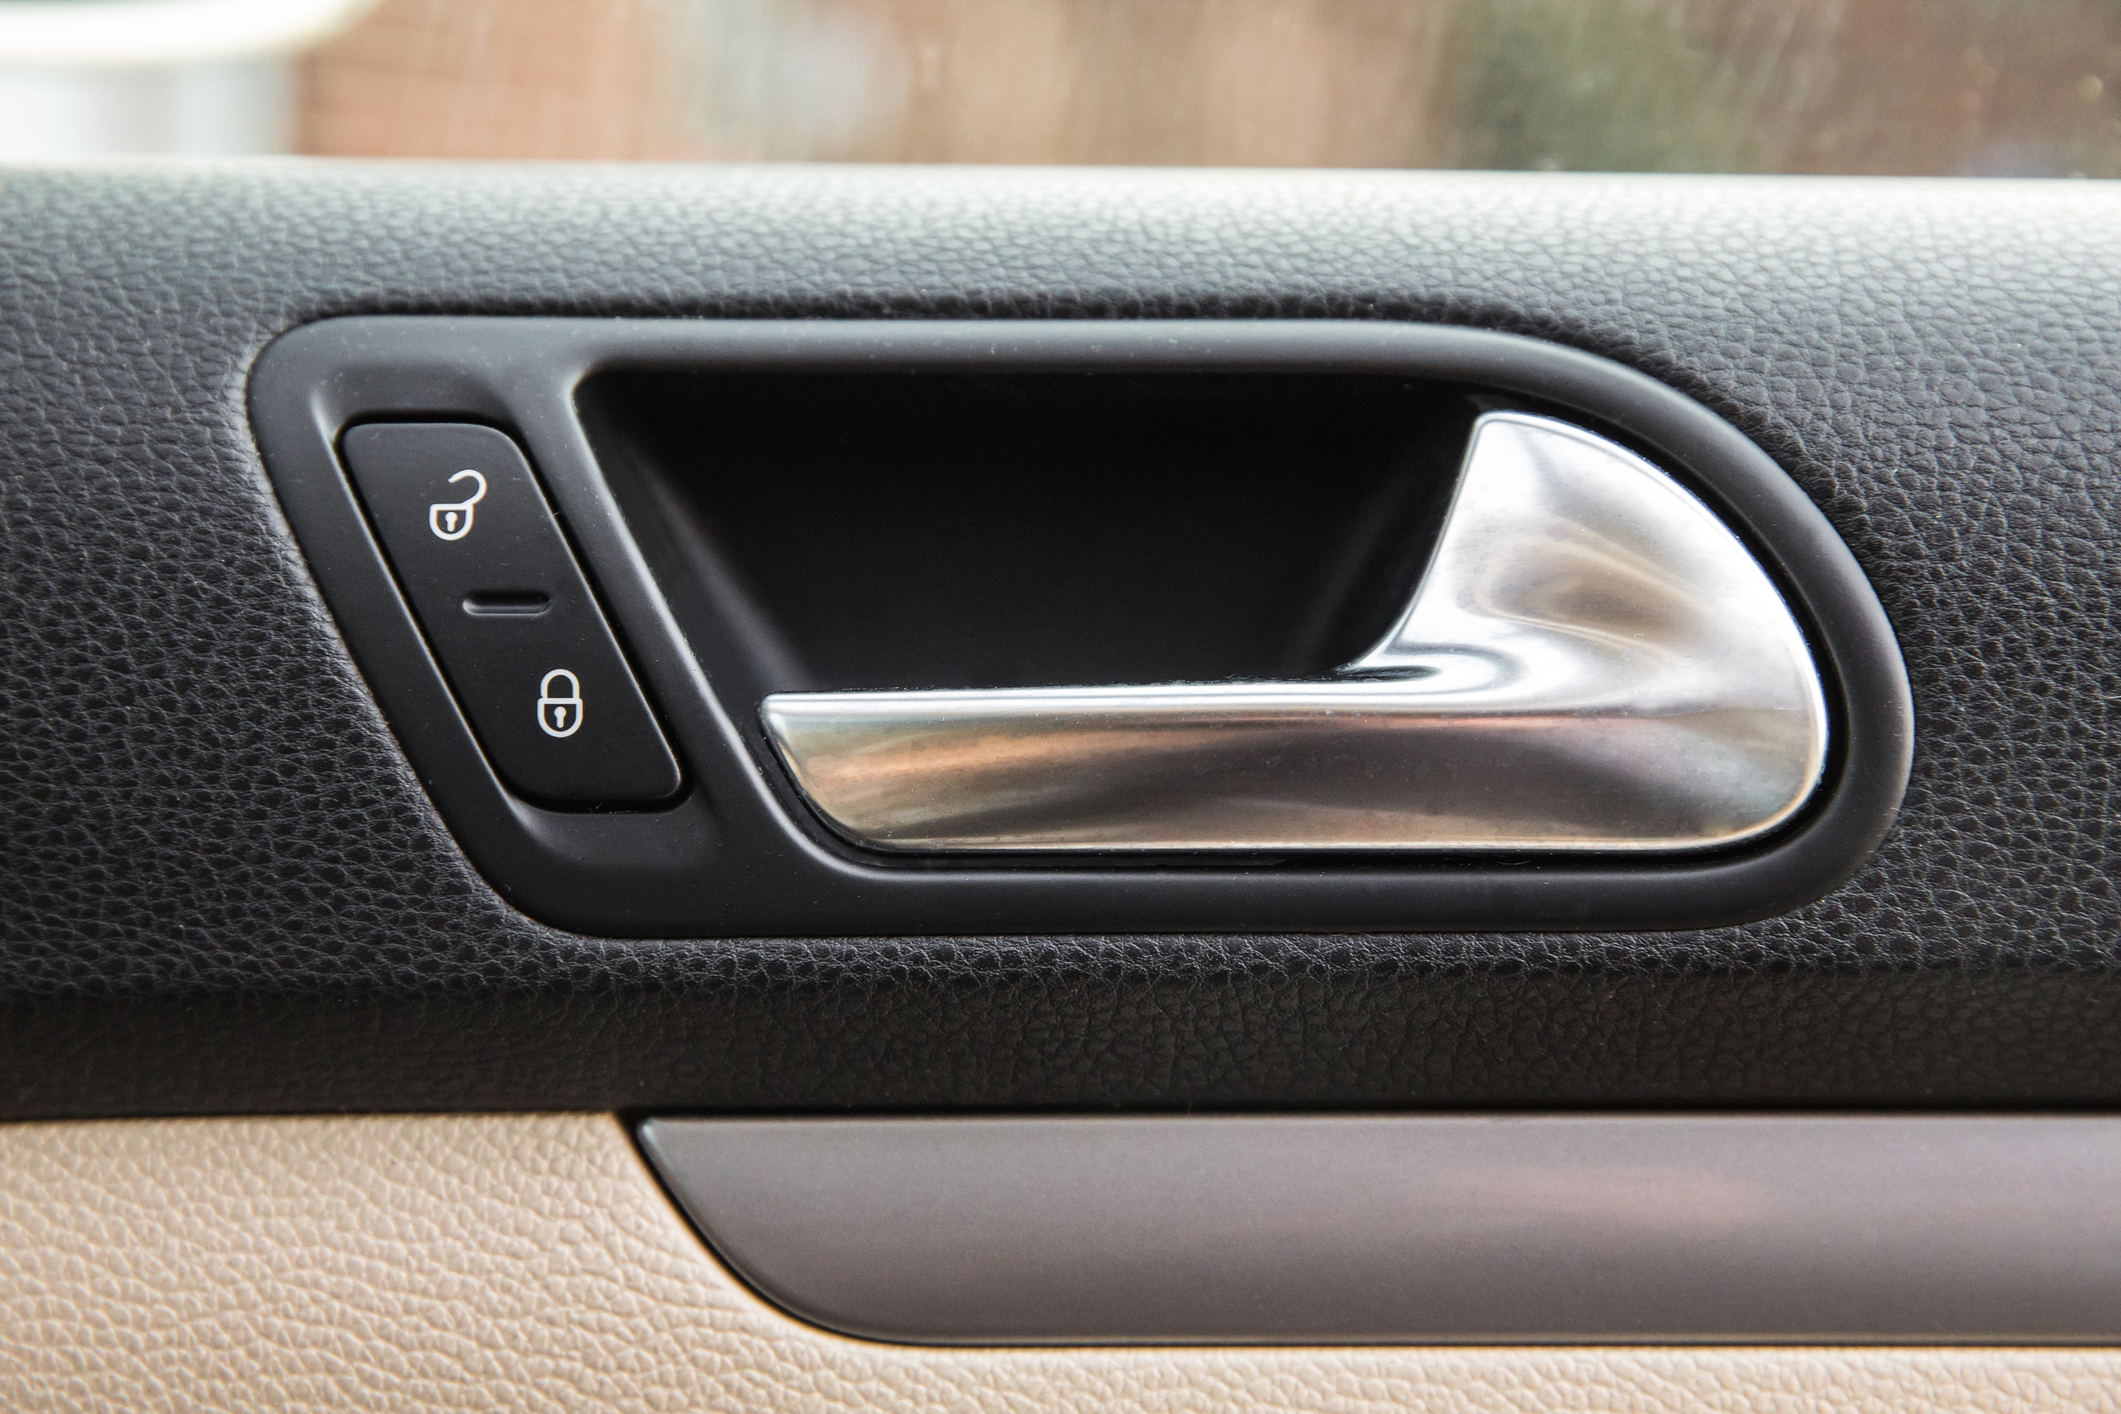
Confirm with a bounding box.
[428,469,488,541]
[536,669,584,738]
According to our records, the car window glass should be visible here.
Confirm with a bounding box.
[1,0,2116,175]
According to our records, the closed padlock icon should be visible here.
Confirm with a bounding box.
[428,469,488,541]
[536,669,584,739]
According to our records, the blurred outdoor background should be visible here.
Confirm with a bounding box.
[2,0,2118,175]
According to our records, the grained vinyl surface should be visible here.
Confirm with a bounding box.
[4,1113,2118,1413]
[0,165,2117,1114]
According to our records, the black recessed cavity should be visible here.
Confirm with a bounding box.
[582,372,1475,700]
[248,318,1911,937]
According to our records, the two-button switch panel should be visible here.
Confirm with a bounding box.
[341,423,680,805]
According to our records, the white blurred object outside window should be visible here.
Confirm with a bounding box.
[0,0,375,156]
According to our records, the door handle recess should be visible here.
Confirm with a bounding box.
[763,412,1829,853]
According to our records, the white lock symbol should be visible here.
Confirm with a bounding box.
[428,469,488,541]
[536,669,584,738]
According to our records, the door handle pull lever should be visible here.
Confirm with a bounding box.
[767,412,1829,853]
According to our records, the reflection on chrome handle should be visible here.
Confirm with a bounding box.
[762,413,1829,853]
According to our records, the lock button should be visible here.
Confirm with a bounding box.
[537,670,584,738]
[341,423,681,806]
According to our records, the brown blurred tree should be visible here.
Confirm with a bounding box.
[299,0,2121,177]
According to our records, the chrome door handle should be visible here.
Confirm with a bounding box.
[762,412,1828,853]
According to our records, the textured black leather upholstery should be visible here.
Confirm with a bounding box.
[2,166,2116,1116]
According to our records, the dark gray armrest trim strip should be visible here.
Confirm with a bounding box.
[640,1114,2121,1344]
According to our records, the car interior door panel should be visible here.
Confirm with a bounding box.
[4,160,2120,1407]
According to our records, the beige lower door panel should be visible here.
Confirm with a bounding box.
[1,1114,2115,1414]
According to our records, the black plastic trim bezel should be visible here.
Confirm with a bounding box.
[248,318,1913,937]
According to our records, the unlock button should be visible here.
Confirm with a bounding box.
[341,423,681,806]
